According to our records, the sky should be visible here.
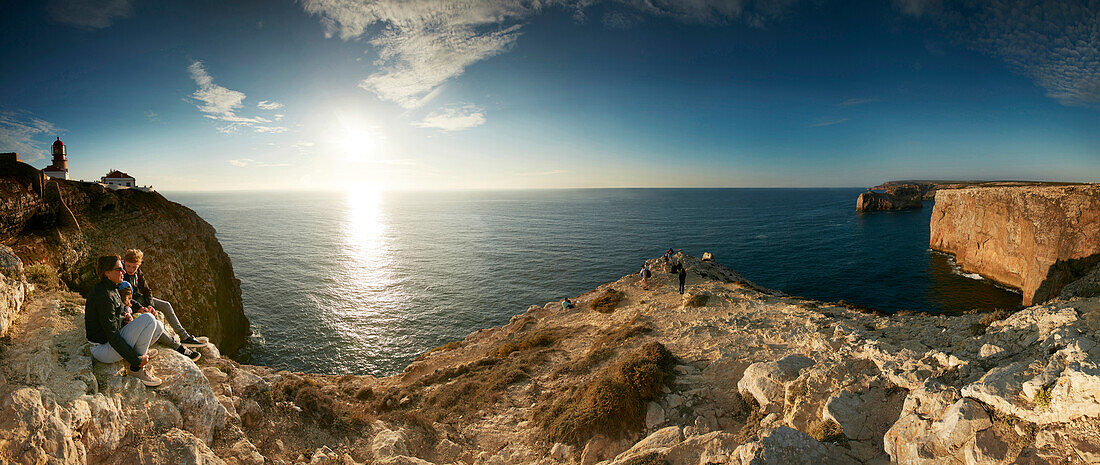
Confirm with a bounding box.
[1,0,1098,191]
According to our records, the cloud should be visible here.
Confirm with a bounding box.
[228,158,290,167]
[414,105,487,131]
[188,61,290,134]
[0,110,61,161]
[144,110,163,123]
[518,169,568,176]
[257,100,284,110]
[808,118,849,127]
[48,0,133,29]
[837,97,878,106]
[300,0,808,109]
[898,0,1100,108]
[603,11,643,29]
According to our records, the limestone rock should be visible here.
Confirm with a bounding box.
[0,387,86,465]
[373,426,409,460]
[645,401,666,429]
[930,185,1100,305]
[663,431,739,465]
[856,184,923,212]
[148,350,228,443]
[737,354,814,412]
[734,426,857,465]
[109,428,224,465]
[0,244,23,275]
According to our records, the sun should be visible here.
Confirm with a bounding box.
[340,126,381,163]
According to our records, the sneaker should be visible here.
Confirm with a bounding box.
[181,348,202,362]
[129,367,163,387]
[145,348,158,358]
[180,336,209,348]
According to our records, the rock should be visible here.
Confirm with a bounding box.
[230,438,266,465]
[0,244,23,275]
[734,426,857,465]
[122,428,226,465]
[663,431,739,465]
[202,366,228,384]
[1060,261,1100,300]
[435,438,463,463]
[0,387,86,465]
[737,354,814,412]
[856,184,923,212]
[666,393,683,409]
[373,426,409,460]
[147,397,183,431]
[822,384,905,442]
[377,457,435,465]
[229,369,270,396]
[239,399,262,428]
[550,442,573,461]
[645,401,666,429]
[146,350,228,443]
[934,398,992,450]
[930,185,1100,305]
[311,445,336,463]
[581,435,626,465]
[964,428,1009,465]
[979,344,1005,359]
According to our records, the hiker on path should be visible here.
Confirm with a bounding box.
[122,249,208,348]
[640,263,652,290]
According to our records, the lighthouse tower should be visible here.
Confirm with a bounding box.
[43,137,69,180]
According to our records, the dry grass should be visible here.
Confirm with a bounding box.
[564,318,654,375]
[25,263,58,289]
[535,341,676,446]
[495,330,560,358]
[273,374,371,429]
[620,452,670,465]
[592,289,625,313]
[970,308,1013,336]
[807,419,844,443]
[684,293,710,307]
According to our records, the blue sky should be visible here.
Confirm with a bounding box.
[1,0,1097,191]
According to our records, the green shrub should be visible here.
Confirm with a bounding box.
[592,289,624,313]
[1033,382,1055,410]
[24,263,58,289]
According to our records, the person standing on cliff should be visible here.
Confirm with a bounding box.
[674,261,687,294]
[640,263,652,290]
[85,255,168,386]
[122,249,208,348]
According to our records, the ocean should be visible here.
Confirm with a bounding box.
[166,188,1021,376]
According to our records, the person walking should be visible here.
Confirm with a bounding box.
[640,263,652,290]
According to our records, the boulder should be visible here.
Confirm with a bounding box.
[737,354,814,412]
[733,426,857,465]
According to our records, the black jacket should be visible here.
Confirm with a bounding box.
[122,268,154,308]
[85,278,141,366]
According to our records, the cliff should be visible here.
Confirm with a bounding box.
[855,184,923,212]
[0,159,249,354]
[931,185,1100,306]
[3,255,1100,465]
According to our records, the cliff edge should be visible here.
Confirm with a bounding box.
[931,185,1100,306]
[0,159,250,354]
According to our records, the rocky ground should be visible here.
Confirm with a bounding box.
[2,254,1099,464]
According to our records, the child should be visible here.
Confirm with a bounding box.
[118,281,202,362]
[117,281,135,323]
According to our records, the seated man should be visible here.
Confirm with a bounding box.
[84,256,179,387]
[122,249,207,348]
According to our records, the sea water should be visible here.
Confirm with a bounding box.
[167,188,1020,375]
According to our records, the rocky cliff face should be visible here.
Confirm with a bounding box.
[856,184,923,212]
[931,185,1100,306]
[0,161,249,354]
[3,256,1100,465]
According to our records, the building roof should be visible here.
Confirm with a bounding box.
[52,138,64,147]
[103,170,134,179]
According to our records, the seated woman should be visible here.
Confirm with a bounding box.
[85,255,200,387]
[121,249,207,348]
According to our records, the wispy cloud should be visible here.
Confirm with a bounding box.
[898,0,1100,108]
[808,118,849,127]
[188,61,289,134]
[837,97,878,106]
[144,110,163,123]
[257,100,284,110]
[518,169,568,176]
[414,105,487,131]
[47,0,133,29]
[299,0,808,110]
[0,110,61,161]
[228,158,290,168]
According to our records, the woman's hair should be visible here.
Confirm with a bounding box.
[122,249,144,263]
[96,255,121,278]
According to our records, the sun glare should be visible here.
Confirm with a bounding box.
[337,120,383,163]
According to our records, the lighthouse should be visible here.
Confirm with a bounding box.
[43,137,69,180]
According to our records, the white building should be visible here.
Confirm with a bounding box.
[100,170,154,192]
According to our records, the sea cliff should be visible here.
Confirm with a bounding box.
[930,185,1100,306]
[0,160,250,353]
[2,183,1100,465]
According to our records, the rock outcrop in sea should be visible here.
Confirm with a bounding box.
[856,184,923,212]
[0,159,250,353]
[931,184,1100,306]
